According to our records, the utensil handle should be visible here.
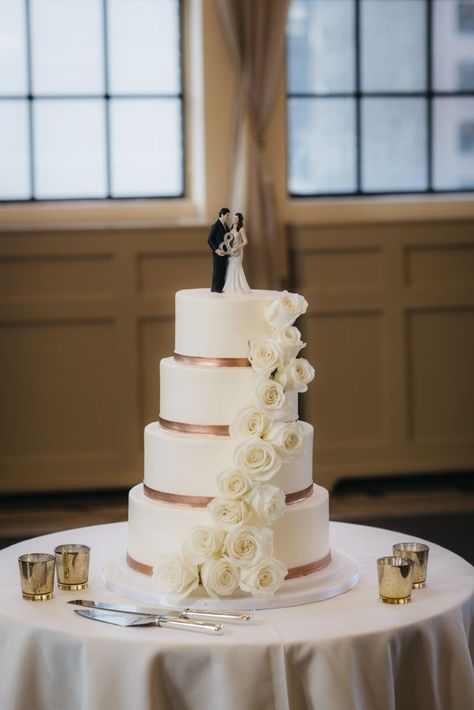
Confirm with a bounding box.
[157,617,224,635]
[184,608,252,623]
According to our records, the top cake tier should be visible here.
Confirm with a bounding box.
[175,288,278,359]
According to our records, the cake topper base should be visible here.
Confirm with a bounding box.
[103,548,359,611]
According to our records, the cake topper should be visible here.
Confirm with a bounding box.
[207,209,251,294]
[207,207,231,293]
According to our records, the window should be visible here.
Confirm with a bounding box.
[0,0,183,202]
[287,0,474,197]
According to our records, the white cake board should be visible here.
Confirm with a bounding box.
[103,549,360,611]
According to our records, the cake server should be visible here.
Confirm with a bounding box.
[68,599,252,623]
[74,608,224,634]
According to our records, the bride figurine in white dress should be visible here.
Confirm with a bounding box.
[223,212,251,294]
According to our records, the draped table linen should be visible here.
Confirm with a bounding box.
[0,521,473,710]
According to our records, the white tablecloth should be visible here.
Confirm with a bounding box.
[0,521,472,710]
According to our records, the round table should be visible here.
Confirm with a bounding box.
[0,521,473,710]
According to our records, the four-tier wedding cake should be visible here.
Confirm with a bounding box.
[126,288,331,600]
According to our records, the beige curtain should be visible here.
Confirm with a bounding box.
[214,0,291,289]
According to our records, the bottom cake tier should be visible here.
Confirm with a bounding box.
[127,483,330,579]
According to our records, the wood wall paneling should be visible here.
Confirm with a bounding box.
[0,221,473,493]
[407,308,474,443]
[0,226,209,494]
[290,221,474,489]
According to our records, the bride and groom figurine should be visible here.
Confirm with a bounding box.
[207,207,251,294]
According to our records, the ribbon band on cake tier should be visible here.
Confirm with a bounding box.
[159,416,230,436]
[143,482,314,507]
[174,353,251,367]
[127,550,332,580]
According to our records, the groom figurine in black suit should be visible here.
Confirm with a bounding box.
[207,207,232,292]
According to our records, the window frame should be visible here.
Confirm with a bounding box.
[286,0,474,199]
[0,0,186,204]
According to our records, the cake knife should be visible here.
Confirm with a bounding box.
[75,609,224,634]
[68,599,252,623]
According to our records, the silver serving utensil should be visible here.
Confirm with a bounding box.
[74,608,224,635]
[68,599,252,623]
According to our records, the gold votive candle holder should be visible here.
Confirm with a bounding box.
[18,553,55,601]
[393,543,429,589]
[377,556,414,604]
[54,544,91,591]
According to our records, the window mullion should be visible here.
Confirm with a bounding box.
[102,0,112,199]
[426,0,433,192]
[25,0,35,199]
[355,0,362,194]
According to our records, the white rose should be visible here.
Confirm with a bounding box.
[229,406,269,440]
[216,468,253,499]
[264,420,307,460]
[247,483,286,525]
[265,291,308,329]
[200,558,240,598]
[233,436,282,481]
[275,325,306,361]
[207,496,248,530]
[183,526,225,564]
[275,358,315,393]
[153,555,199,597]
[254,378,294,420]
[223,526,273,565]
[249,338,284,376]
[239,557,288,597]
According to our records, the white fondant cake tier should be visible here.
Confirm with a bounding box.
[127,483,329,572]
[144,421,314,497]
[175,289,277,359]
[160,356,298,426]
[124,285,326,601]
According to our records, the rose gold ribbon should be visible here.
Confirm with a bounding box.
[285,484,314,505]
[144,484,212,507]
[285,551,332,579]
[159,416,230,437]
[174,353,250,367]
[127,549,332,580]
[143,482,314,507]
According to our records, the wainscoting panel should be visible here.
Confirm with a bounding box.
[0,226,209,493]
[0,318,119,491]
[290,220,474,489]
[405,243,474,288]
[407,308,474,443]
[295,246,383,292]
[0,220,473,493]
[303,312,385,447]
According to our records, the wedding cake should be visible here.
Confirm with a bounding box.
[126,288,331,599]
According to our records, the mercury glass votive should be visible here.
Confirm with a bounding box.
[377,556,414,604]
[393,543,429,589]
[18,553,55,601]
[54,544,90,591]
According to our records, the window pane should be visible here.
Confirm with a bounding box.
[434,0,474,90]
[33,99,107,198]
[361,0,427,92]
[287,0,355,93]
[433,97,474,189]
[0,100,30,199]
[31,0,104,95]
[0,0,28,95]
[361,98,427,192]
[110,99,182,197]
[288,98,356,194]
[108,0,180,95]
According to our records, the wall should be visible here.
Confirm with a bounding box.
[291,220,474,490]
[0,0,473,494]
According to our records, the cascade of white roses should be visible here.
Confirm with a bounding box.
[154,291,315,599]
